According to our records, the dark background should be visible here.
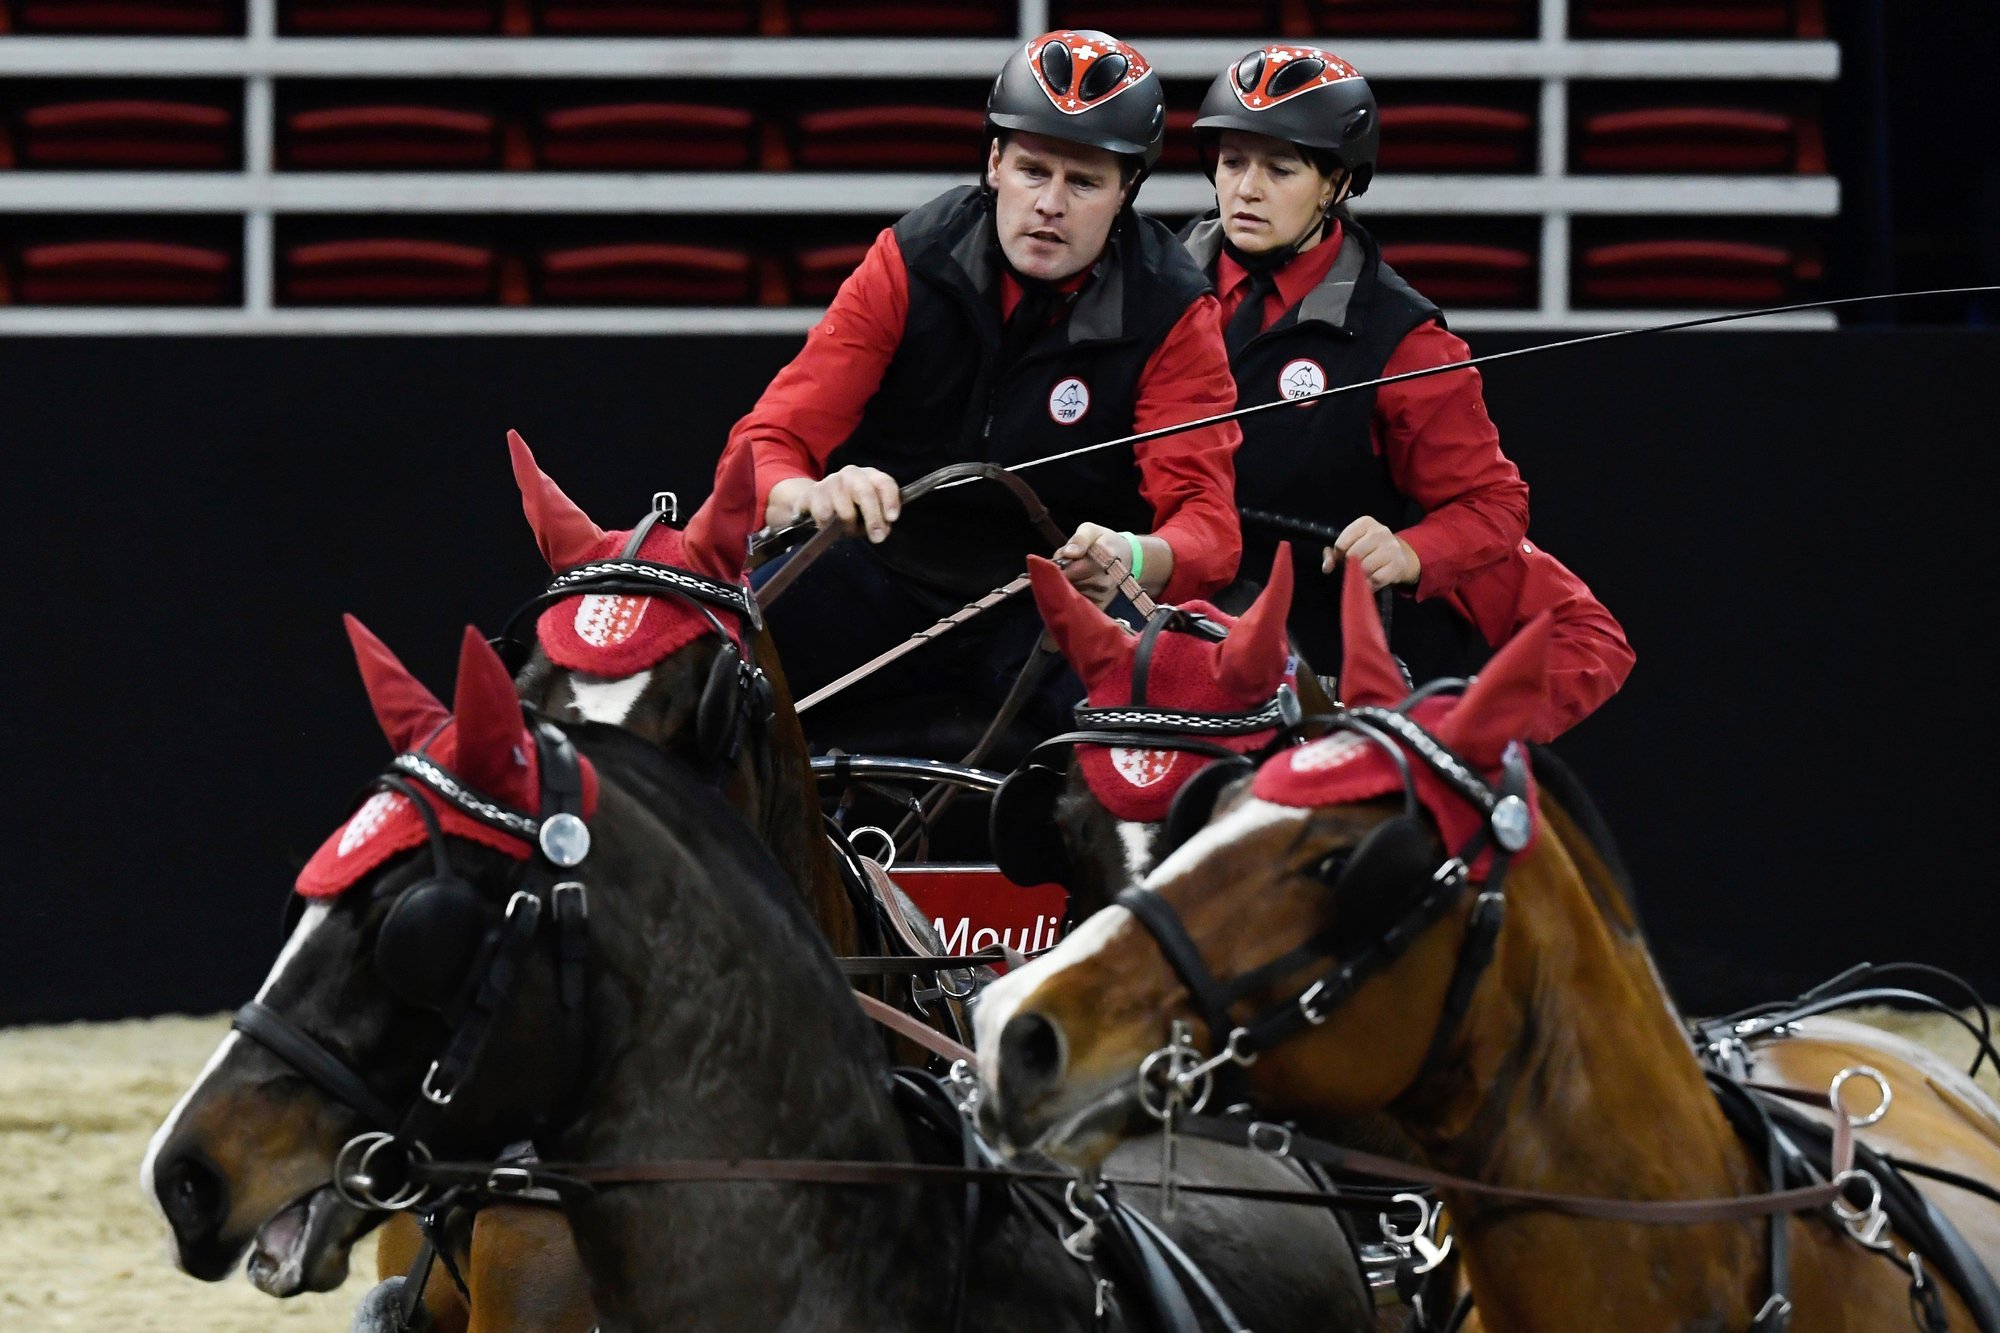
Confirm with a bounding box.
[3,328,1995,1025]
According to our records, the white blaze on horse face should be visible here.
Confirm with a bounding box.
[974,903,1136,1092]
[1116,821,1156,883]
[141,902,331,1231]
[1145,794,1303,886]
[567,667,653,727]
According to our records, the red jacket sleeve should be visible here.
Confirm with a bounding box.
[725,228,910,514]
[1373,319,1530,601]
[1132,294,1243,601]
[1444,539,1635,742]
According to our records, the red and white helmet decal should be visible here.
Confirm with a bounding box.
[1026,30,1154,115]
[1230,45,1363,111]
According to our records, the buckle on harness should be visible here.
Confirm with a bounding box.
[485,1165,535,1195]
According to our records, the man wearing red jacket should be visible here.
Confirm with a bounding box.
[1324,535,1635,740]
[730,30,1242,736]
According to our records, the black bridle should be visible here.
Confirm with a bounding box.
[1117,699,1531,1107]
[233,715,594,1211]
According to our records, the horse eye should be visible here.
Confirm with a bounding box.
[1311,852,1350,883]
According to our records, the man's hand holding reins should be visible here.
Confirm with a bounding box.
[765,465,903,543]
[1058,522,1172,609]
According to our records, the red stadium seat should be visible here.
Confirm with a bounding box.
[1378,104,1534,173]
[7,0,238,31]
[1572,0,1822,37]
[1579,239,1819,306]
[792,107,986,171]
[1051,1,1273,35]
[788,1,1009,34]
[532,0,752,34]
[283,106,500,169]
[18,99,236,169]
[1160,108,1204,172]
[1576,107,1823,174]
[283,0,498,33]
[1380,242,1535,306]
[283,238,498,303]
[537,243,756,304]
[538,104,756,170]
[791,242,869,304]
[1303,0,1533,36]
[17,240,233,303]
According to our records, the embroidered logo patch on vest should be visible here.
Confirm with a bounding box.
[1111,747,1177,789]
[1278,358,1326,401]
[1048,377,1091,425]
[574,594,649,649]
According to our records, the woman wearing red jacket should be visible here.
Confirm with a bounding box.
[1188,44,1631,735]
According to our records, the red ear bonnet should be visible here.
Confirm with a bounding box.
[296,623,599,899]
[1033,549,1301,823]
[344,613,449,753]
[1334,553,1406,708]
[510,430,606,572]
[680,444,758,582]
[519,435,754,679]
[1255,592,1551,870]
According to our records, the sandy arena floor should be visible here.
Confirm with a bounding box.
[3,1008,1995,1329]
[0,1014,374,1331]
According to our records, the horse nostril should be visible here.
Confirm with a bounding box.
[999,1011,1066,1099]
[159,1154,227,1237]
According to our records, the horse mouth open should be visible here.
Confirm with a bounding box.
[245,1183,372,1296]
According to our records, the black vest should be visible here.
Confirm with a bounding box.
[832,186,1214,594]
[1183,214,1486,684]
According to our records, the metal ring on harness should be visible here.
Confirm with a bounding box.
[334,1131,433,1212]
[1829,1065,1893,1128]
[848,825,898,870]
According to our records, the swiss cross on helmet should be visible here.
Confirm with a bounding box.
[988,30,1166,182]
[1194,45,1379,197]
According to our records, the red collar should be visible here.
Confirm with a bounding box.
[1000,265,1094,322]
[1217,220,1345,316]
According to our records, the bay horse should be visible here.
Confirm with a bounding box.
[977,555,2000,1331]
[366,434,955,1330]
[144,623,1379,1331]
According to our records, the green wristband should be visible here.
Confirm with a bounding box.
[1120,531,1145,584]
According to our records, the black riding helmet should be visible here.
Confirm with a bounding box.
[987,29,1166,194]
[1193,44,1379,198]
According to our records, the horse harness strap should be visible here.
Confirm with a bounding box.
[235,716,598,1213]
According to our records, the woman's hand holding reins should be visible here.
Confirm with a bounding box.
[1322,515,1421,591]
[1058,522,1172,608]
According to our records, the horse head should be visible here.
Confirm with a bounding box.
[992,545,1306,916]
[977,554,1558,1167]
[507,431,776,767]
[142,621,637,1296]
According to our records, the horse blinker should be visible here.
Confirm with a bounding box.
[991,758,1073,889]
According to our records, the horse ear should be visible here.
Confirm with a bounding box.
[1336,555,1405,707]
[1214,542,1294,698]
[1434,611,1555,768]
[509,429,606,571]
[344,614,449,753]
[450,625,527,794]
[681,445,759,581]
[1027,555,1133,687]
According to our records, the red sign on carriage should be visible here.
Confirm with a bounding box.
[887,865,1068,972]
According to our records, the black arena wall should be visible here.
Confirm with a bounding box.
[3,330,1994,1024]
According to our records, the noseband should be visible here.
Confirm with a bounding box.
[1117,698,1531,1107]
[233,715,595,1210]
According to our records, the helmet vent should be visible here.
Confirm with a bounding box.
[1267,57,1326,100]
[1079,52,1128,102]
[1040,40,1075,96]
[1234,52,1266,94]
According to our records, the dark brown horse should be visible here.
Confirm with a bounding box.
[145,626,1378,1331]
[978,556,2000,1331]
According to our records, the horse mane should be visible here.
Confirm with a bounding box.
[1528,743,1644,943]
